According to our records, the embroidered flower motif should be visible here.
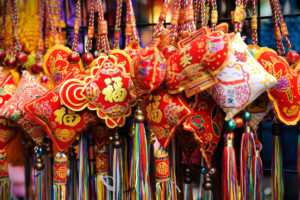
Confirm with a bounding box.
[164,102,183,125]
[275,77,290,92]
[138,66,149,77]
[33,101,52,121]
[191,116,205,128]
[53,72,63,84]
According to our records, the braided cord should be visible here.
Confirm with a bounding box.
[113,0,123,49]
[153,0,171,38]
[37,0,45,60]
[97,0,110,54]
[251,0,257,44]
[0,2,7,49]
[72,0,81,52]
[45,0,59,43]
[270,0,285,55]
[169,0,181,44]
[9,0,21,56]
[125,0,139,47]
[210,0,217,30]
[86,0,95,52]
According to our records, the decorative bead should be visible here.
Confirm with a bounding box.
[109,131,122,148]
[82,52,94,65]
[208,168,216,175]
[68,52,80,64]
[0,50,6,62]
[34,146,43,156]
[233,117,244,128]
[200,167,207,174]
[16,52,27,65]
[184,166,192,184]
[35,62,43,72]
[286,50,300,64]
[41,75,48,83]
[203,174,213,190]
[5,57,17,69]
[162,46,176,59]
[242,111,251,122]
[227,120,236,131]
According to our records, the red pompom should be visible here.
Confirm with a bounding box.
[5,57,17,69]
[0,50,6,62]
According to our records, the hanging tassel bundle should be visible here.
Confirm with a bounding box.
[155,148,174,200]
[254,136,264,200]
[0,149,10,200]
[110,130,124,200]
[44,139,53,200]
[94,146,112,200]
[129,103,152,199]
[34,146,45,200]
[240,111,256,200]
[78,134,90,200]
[183,166,193,200]
[68,146,77,200]
[298,122,300,200]
[271,121,284,200]
[53,153,68,200]
[222,120,238,200]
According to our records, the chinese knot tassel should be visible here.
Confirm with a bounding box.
[78,134,90,200]
[155,148,174,200]
[222,131,238,200]
[271,121,284,200]
[240,124,256,200]
[254,137,264,200]
[0,150,10,200]
[94,146,112,200]
[34,146,45,200]
[53,153,68,200]
[129,102,152,200]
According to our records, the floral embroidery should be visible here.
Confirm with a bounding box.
[164,102,183,125]
[180,54,192,68]
[33,101,52,121]
[191,116,204,129]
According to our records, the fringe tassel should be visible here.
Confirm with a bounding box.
[129,121,152,199]
[78,134,90,200]
[155,148,175,200]
[44,151,53,200]
[34,168,45,200]
[170,140,178,199]
[240,126,256,200]
[201,189,213,200]
[94,146,112,200]
[0,149,11,200]
[184,183,193,200]
[298,128,300,200]
[254,137,264,200]
[113,147,123,200]
[68,147,77,200]
[222,131,238,200]
[53,153,68,200]
[271,134,284,200]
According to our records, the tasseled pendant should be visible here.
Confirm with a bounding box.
[155,148,174,200]
[202,170,215,200]
[44,139,53,200]
[68,146,77,200]
[222,120,238,200]
[0,149,10,200]
[94,146,112,200]
[53,153,68,200]
[254,134,264,200]
[240,111,256,200]
[78,134,90,200]
[110,129,124,200]
[34,146,45,200]
[271,120,284,200]
[183,166,193,200]
[129,102,152,199]
[298,122,300,200]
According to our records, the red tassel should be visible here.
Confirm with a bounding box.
[222,131,238,200]
[254,137,264,200]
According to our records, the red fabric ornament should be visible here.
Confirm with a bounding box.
[25,73,99,152]
[0,71,48,146]
[60,51,135,128]
[183,93,224,168]
[166,30,231,97]
[131,45,166,93]
[255,47,300,125]
[144,89,193,148]
[43,45,84,86]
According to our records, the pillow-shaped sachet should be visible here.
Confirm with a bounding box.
[144,89,193,148]
[25,73,99,152]
[165,30,231,97]
[255,47,300,125]
[43,44,84,86]
[183,93,224,168]
[0,71,48,146]
[210,34,278,120]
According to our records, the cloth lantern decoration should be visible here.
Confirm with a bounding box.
[210,33,278,120]
[59,52,135,128]
[43,45,84,86]
[255,47,300,125]
[183,92,224,168]
[0,71,48,146]
[144,89,193,148]
[25,73,99,152]
[165,29,231,97]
